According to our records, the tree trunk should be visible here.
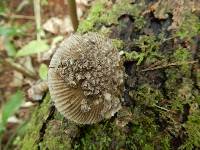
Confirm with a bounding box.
[20,0,200,149]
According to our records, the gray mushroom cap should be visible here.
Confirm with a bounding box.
[48,32,124,124]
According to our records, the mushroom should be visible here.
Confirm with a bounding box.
[48,32,124,124]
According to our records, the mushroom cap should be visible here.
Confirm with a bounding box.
[48,32,124,124]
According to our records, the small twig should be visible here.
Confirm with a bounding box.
[1,58,37,79]
[67,0,79,31]
[153,104,177,114]
[146,60,165,68]
[153,104,170,112]
[160,36,177,44]
[141,60,198,72]
[33,0,42,40]
[0,13,34,20]
[33,0,44,61]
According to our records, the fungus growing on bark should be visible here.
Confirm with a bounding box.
[48,32,124,124]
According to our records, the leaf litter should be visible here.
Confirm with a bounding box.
[0,0,93,148]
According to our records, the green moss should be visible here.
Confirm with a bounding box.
[124,35,162,65]
[125,51,145,64]
[165,47,193,103]
[176,12,200,40]
[173,48,191,62]
[172,79,194,111]
[39,120,72,150]
[100,0,144,25]
[129,84,163,107]
[20,93,75,150]
[78,0,146,34]
[180,110,200,149]
[173,48,192,76]
[193,90,200,105]
[40,136,68,150]
[17,1,200,150]
[76,2,200,150]
[126,110,169,149]
[165,65,194,111]
[164,68,182,98]
[195,69,200,89]
[112,39,124,51]
[74,122,127,150]
[128,121,156,148]
[126,84,172,149]
[53,111,65,120]
[160,136,171,150]
[20,93,52,150]
[73,116,158,150]
[95,120,162,150]
[78,1,105,33]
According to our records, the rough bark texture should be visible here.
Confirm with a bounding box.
[19,0,200,149]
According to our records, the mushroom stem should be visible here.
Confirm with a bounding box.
[67,0,79,31]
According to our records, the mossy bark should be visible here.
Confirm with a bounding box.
[20,0,200,149]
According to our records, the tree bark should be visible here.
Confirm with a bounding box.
[20,0,200,149]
